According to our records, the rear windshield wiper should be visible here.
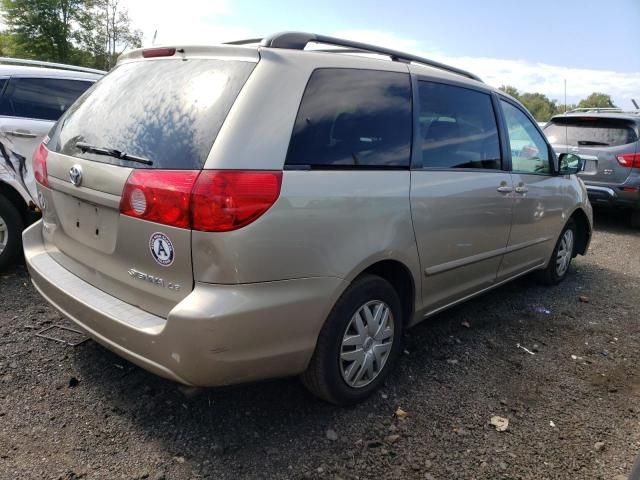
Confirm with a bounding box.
[75,142,153,166]
[577,140,609,147]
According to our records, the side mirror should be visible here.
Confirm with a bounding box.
[558,153,584,175]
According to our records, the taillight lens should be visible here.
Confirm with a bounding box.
[119,170,282,231]
[191,171,282,232]
[142,47,176,58]
[120,170,199,229]
[616,153,640,168]
[32,142,49,187]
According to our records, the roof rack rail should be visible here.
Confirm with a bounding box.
[248,31,482,82]
[566,107,640,115]
[0,57,105,75]
[223,38,263,46]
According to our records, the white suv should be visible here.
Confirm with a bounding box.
[0,58,102,269]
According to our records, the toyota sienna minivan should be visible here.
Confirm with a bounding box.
[23,33,592,404]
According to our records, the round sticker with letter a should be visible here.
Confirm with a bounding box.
[149,232,175,267]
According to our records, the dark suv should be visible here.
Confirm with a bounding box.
[544,109,640,227]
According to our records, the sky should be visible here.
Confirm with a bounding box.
[124,0,640,108]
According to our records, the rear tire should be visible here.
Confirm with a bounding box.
[0,195,24,271]
[301,274,404,405]
[631,210,640,229]
[537,219,576,286]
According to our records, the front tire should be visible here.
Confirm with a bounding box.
[0,195,24,271]
[537,219,576,285]
[301,274,404,405]
[631,209,640,229]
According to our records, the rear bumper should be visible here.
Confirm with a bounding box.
[23,221,346,386]
[585,183,640,209]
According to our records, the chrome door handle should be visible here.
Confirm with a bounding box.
[497,186,513,193]
[515,186,529,194]
[3,130,37,138]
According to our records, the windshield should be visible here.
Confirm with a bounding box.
[48,58,256,169]
[544,117,638,147]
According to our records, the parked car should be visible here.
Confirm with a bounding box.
[0,58,103,270]
[544,108,640,227]
[23,33,592,405]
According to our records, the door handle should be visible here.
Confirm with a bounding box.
[497,185,513,193]
[3,130,37,138]
[515,185,529,194]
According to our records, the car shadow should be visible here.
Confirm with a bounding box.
[593,208,639,235]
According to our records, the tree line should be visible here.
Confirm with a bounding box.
[499,86,618,122]
[0,0,142,71]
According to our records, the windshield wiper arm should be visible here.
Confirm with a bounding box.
[75,142,153,166]
[577,140,609,146]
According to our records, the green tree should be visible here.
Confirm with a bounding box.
[518,92,559,122]
[0,31,18,56]
[78,0,142,70]
[577,92,617,109]
[499,85,521,100]
[0,0,142,69]
[500,85,560,121]
[1,0,86,62]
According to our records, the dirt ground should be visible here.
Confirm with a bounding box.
[1,210,640,480]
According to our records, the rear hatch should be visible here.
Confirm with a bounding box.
[544,116,639,185]
[39,48,257,317]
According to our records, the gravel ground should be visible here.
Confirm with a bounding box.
[1,211,640,480]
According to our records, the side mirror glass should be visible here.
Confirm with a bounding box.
[559,153,584,175]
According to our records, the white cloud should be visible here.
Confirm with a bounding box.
[123,0,256,46]
[444,56,640,109]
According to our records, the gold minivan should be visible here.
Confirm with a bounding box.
[23,33,592,404]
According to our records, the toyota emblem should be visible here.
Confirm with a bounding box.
[69,165,83,186]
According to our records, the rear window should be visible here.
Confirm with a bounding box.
[285,68,412,168]
[0,77,94,121]
[49,59,256,169]
[544,117,638,147]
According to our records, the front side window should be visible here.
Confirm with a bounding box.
[500,100,551,175]
[0,77,93,121]
[286,68,412,168]
[418,81,501,169]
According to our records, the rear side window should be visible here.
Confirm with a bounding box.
[544,117,638,147]
[286,68,412,168]
[0,77,93,121]
[418,81,501,169]
[49,59,256,169]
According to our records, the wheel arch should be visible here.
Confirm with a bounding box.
[568,207,591,256]
[0,180,30,225]
[353,259,416,327]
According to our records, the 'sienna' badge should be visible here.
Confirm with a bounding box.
[149,232,175,267]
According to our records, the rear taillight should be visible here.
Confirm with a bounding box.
[191,171,282,232]
[616,153,640,168]
[119,170,282,231]
[32,142,49,187]
[120,170,199,229]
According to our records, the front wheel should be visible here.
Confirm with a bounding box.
[0,195,24,271]
[301,274,404,405]
[537,219,576,285]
